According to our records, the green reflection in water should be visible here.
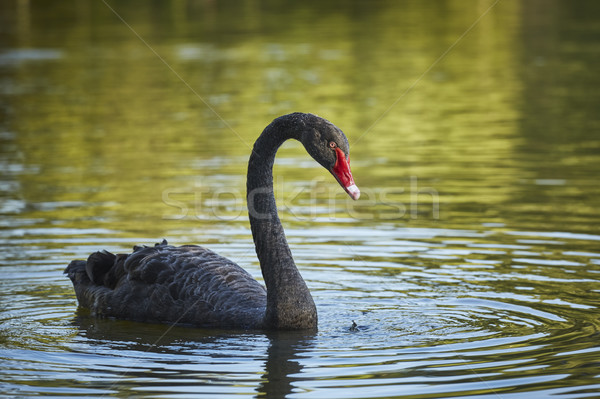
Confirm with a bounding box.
[0,0,539,234]
[4,0,597,239]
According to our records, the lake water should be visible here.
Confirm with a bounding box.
[1,0,600,397]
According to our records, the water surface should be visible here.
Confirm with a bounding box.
[1,0,600,398]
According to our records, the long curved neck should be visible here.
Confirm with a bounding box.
[247,116,317,330]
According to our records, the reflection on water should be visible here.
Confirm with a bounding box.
[1,0,600,398]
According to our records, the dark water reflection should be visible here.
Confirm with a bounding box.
[1,0,600,398]
[63,317,314,398]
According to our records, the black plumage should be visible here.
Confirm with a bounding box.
[65,113,358,330]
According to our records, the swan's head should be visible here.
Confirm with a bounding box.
[298,114,360,201]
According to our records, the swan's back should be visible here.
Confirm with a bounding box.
[65,240,267,329]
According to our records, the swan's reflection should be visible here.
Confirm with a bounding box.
[258,330,316,398]
[70,314,316,397]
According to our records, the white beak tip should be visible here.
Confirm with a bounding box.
[346,184,360,200]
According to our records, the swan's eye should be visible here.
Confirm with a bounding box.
[329,141,337,149]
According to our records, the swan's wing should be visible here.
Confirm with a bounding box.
[65,240,267,329]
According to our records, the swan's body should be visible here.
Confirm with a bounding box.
[66,241,269,328]
[65,113,359,330]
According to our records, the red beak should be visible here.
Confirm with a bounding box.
[331,147,360,200]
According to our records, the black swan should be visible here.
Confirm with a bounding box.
[65,113,359,330]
